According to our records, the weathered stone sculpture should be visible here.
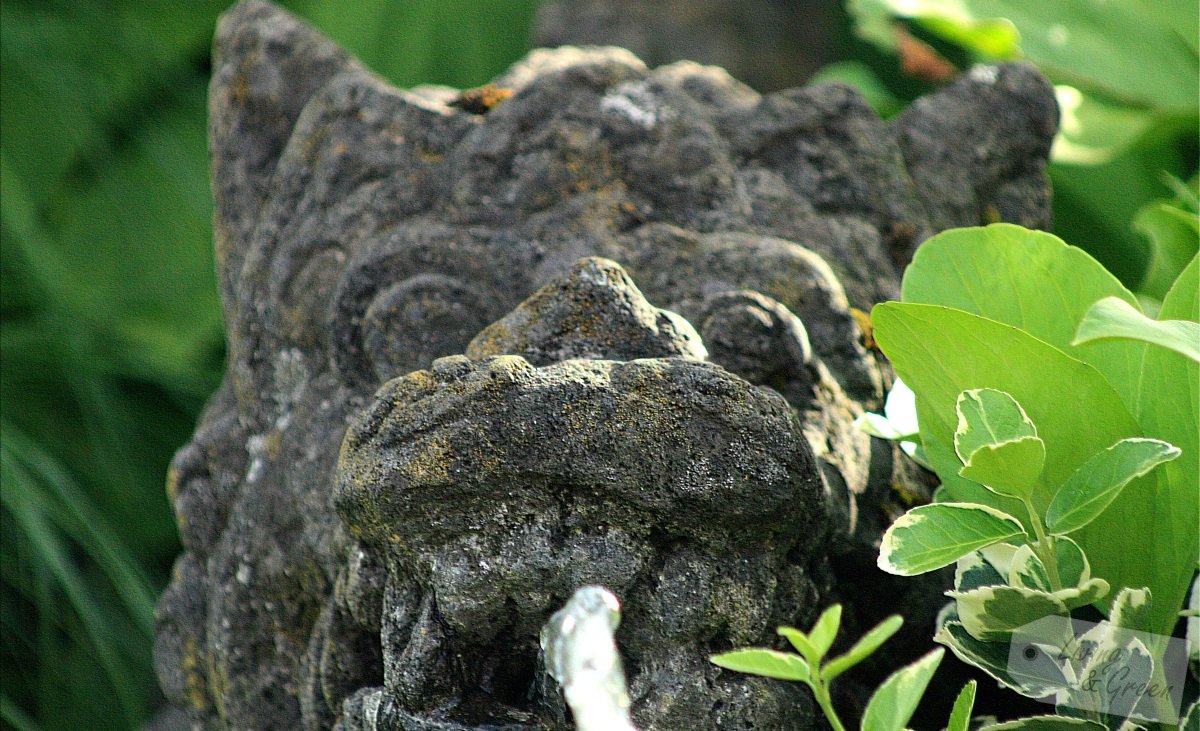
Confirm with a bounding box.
[154,2,1057,728]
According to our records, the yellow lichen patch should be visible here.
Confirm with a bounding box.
[559,398,600,449]
[466,320,513,358]
[763,273,805,312]
[712,575,771,645]
[165,465,182,503]
[389,369,438,406]
[849,307,877,350]
[182,636,209,712]
[207,654,227,715]
[449,84,514,114]
[263,429,283,460]
[485,355,533,382]
[398,434,454,485]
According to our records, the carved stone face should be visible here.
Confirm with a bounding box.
[154,2,1056,729]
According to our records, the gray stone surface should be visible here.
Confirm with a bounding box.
[154,2,1057,728]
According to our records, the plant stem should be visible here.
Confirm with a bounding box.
[1021,496,1063,591]
[810,681,847,731]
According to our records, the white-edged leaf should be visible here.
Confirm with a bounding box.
[1045,438,1181,535]
[709,648,810,682]
[1052,578,1109,611]
[955,388,1040,463]
[1108,587,1153,633]
[937,621,1071,698]
[955,549,1007,592]
[879,503,1026,576]
[1009,544,1054,592]
[978,716,1108,730]
[860,648,943,731]
[821,615,903,683]
[1050,536,1090,587]
[978,542,1020,580]
[1070,633,1154,724]
[949,584,1069,642]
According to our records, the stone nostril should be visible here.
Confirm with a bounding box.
[466,256,707,365]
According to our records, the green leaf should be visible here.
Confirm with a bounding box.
[947,681,977,731]
[870,0,1198,113]
[879,503,1025,576]
[1135,196,1200,300]
[299,0,541,89]
[949,585,1069,642]
[709,648,811,682]
[872,300,1139,519]
[918,14,1019,59]
[776,626,820,666]
[955,388,1040,462]
[978,717,1109,731]
[807,604,843,658]
[899,225,1140,398]
[1073,296,1200,362]
[1045,438,1181,535]
[880,245,1196,633]
[1051,85,1161,166]
[1126,254,1200,633]
[860,648,943,731]
[959,437,1047,500]
[820,615,903,683]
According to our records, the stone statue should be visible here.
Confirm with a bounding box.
[153,2,1057,728]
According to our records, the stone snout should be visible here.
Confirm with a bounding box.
[330,258,829,728]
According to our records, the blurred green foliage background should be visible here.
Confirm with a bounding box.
[0,1,1194,729]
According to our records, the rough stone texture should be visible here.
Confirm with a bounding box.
[154,2,1057,729]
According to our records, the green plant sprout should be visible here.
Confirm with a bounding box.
[711,605,944,731]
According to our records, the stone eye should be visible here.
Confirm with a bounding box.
[358,273,490,383]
